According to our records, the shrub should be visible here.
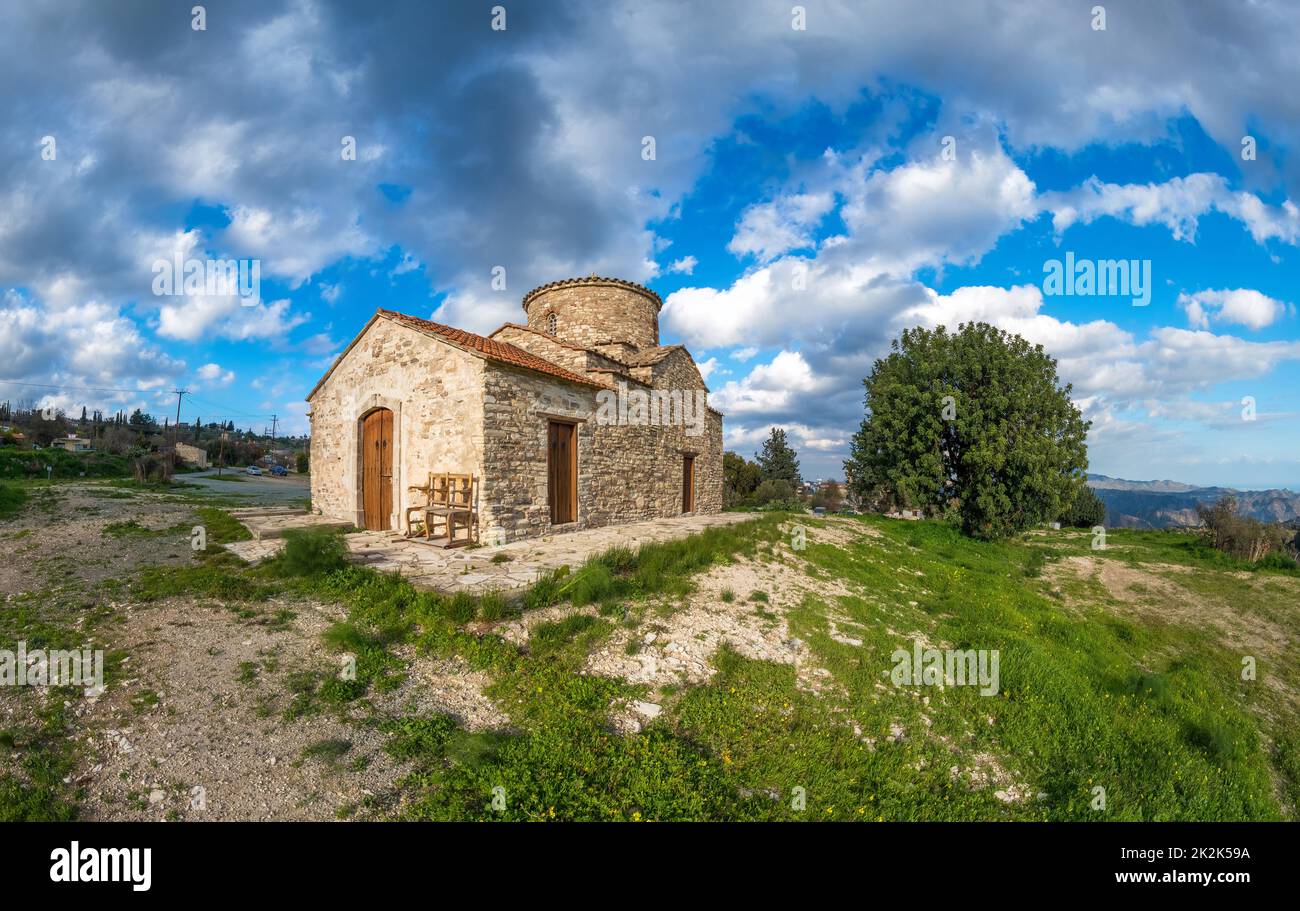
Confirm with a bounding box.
[132,451,174,484]
[0,484,26,520]
[477,592,511,621]
[269,528,348,577]
[1196,496,1290,563]
[1061,485,1107,528]
[441,592,477,624]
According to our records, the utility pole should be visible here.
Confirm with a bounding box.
[170,389,188,447]
[270,414,278,448]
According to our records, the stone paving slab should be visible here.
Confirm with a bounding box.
[224,512,758,594]
[239,512,357,540]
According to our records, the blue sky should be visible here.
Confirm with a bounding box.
[2,0,1298,488]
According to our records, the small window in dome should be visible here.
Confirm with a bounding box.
[546,312,558,334]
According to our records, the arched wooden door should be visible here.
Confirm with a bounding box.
[361,408,393,530]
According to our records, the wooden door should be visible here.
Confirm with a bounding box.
[362,408,393,530]
[682,455,695,513]
[547,421,577,524]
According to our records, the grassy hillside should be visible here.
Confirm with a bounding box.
[6,490,1296,821]
[171,518,1300,818]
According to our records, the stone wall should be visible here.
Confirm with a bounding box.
[480,353,723,542]
[308,317,485,530]
[524,280,661,351]
[308,304,722,544]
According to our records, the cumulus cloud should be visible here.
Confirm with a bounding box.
[2,0,1300,480]
[197,363,235,386]
[1042,174,1300,245]
[729,193,835,262]
[1178,289,1290,330]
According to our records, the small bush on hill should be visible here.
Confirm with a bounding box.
[269,528,348,577]
[1196,496,1290,563]
[0,484,26,520]
[752,479,800,511]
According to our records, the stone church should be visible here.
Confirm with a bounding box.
[306,276,723,543]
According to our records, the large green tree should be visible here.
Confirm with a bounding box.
[723,451,763,507]
[756,427,801,485]
[844,322,1089,540]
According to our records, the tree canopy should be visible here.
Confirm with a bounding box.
[756,427,801,485]
[844,322,1089,539]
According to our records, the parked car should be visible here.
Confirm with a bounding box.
[245,465,263,476]
[269,465,288,477]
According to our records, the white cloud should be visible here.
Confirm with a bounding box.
[729,193,834,262]
[667,255,697,275]
[223,205,374,286]
[1178,289,1289,330]
[1043,174,1300,245]
[839,142,1037,272]
[197,363,235,386]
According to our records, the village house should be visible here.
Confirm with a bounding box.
[173,441,209,469]
[50,435,93,453]
[306,276,723,543]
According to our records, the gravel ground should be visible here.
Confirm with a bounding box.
[1,480,509,821]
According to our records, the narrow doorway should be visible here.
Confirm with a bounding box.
[361,408,393,530]
[682,454,695,513]
[547,421,577,524]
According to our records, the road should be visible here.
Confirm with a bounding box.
[182,468,311,506]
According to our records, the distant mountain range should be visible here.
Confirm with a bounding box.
[1087,474,1300,529]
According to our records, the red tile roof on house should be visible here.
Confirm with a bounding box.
[376,309,602,388]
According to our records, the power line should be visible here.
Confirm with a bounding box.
[0,380,277,421]
[0,379,151,396]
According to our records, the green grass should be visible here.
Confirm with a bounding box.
[772,516,1296,820]
[0,448,130,480]
[0,483,27,520]
[194,507,253,544]
[103,506,1299,821]
[0,584,127,821]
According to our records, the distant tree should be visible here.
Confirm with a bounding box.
[1196,496,1289,562]
[128,408,157,429]
[29,409,68,447]
[757,428,801,485]
[723,451,763,507]
[1061,485,1107,528]
[752,478,801,510]
[845,322,1089,540]
[295,451,310,474]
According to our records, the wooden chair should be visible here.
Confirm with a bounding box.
[404,472,437,538]
[406,472,479,546]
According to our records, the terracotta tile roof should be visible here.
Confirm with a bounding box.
[490,322,594,353]
[377,309,602,388]
[624,345,682,366]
